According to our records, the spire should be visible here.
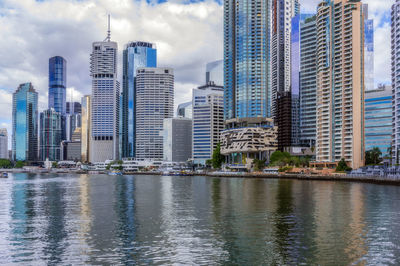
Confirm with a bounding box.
[105,14,111,42]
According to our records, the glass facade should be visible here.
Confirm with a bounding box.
[365,86,392,156]
[40,108,62,161]
[363,4,374,92]
[12,83,38,162]
[121,41,157,158]
[81,95,90,163]
[224,0,271,120]
[299,15,317,148]
[48,56,66,115]
[205,60,223,87]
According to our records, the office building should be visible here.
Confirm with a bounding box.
[61,128,81,161]
[12,83,38,162]
[192,82,224,165]
[223,0,278,163]
[365,86,392,156]
[206,60,223,86]
[271,0,299,149]
[392,0,400,163]
[299,15,317,148]
[0,129,8,159]
[40,108,62,161]
[81,95,90,163]
[162,117,192,162]
[121,41,157,158]
[364,4,374,92]
[89,20,120,162]
[66,102,82,114]
[48,56,67,115]
[135,67,174,160]
[177,102,192,118]
[316,0,364,169]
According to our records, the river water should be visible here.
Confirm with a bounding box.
[0,173,400,265]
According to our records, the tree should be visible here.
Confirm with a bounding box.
[336,158,352,172]
[52,161,58,168]
[0,159,12,169]
[365,147,382,165]
[211,143,224,169]
[253,158,266,171]
[14,161,25,168]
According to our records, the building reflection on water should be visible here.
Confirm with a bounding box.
[2,174,400,264]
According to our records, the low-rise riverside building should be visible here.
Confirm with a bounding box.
[220,117,278,167]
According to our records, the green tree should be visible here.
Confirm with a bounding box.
[336,158,352,172]
[365,147,382,165]
[253,158,267,171]
[14,161,25,168]
[0,159,12,169]
[52,161,58,168]
[211,143,224,169]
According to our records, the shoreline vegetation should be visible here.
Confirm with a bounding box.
[2,168,400,186]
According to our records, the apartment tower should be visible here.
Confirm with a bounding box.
[316,0,365,169]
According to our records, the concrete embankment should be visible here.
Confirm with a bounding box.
[206,173,400,186]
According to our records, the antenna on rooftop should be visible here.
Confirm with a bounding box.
[105,14,111,42]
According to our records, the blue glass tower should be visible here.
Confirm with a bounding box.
[224,0,271,120]
[121,41,157,158]
[48,56,67,115]
[12,83,38,162]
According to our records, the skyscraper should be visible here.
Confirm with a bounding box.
[121,41,157,159]
[192,82,224,165]
[177,102,192,118]
[224,0,272,120]
[0,129,8,159]
[271,0,300,149]
[40,108,62,161]
[299,15,317,148]
[392,0,400,163]
[363,4,374,92]
[48,56,67,115]
[135,67,174,160]
[206,60,223,87]
[162,117,192,162]
[365,86,392,156]
[223,0,278,164]
[89,17,120,162]
[12,83,38,162]
[81,95,91,163]
[315,0,364,169]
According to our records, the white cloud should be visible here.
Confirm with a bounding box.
[0,0,223,123]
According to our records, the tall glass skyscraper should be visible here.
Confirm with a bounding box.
[40,108,62,161]
[363,4,374,92]
[224,0,272,120]
[89,22,120,162]
[121,41,157,158]
[48,56,66,115]
[205,60,223,87]
[12,83,38,162]
[392,0,400,163]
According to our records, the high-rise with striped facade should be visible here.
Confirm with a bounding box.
[315,0,365,169]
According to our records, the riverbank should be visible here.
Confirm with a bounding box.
[206,172,400,186]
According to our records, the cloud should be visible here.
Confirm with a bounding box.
[0,0,223,122]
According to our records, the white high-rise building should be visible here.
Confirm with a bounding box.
[192,82,224,165]
[392,0,400,163]
[135,67,174,160]
[89,19,119,162]
[0,128,8,159]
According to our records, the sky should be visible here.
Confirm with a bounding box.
[0,0,394,149]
